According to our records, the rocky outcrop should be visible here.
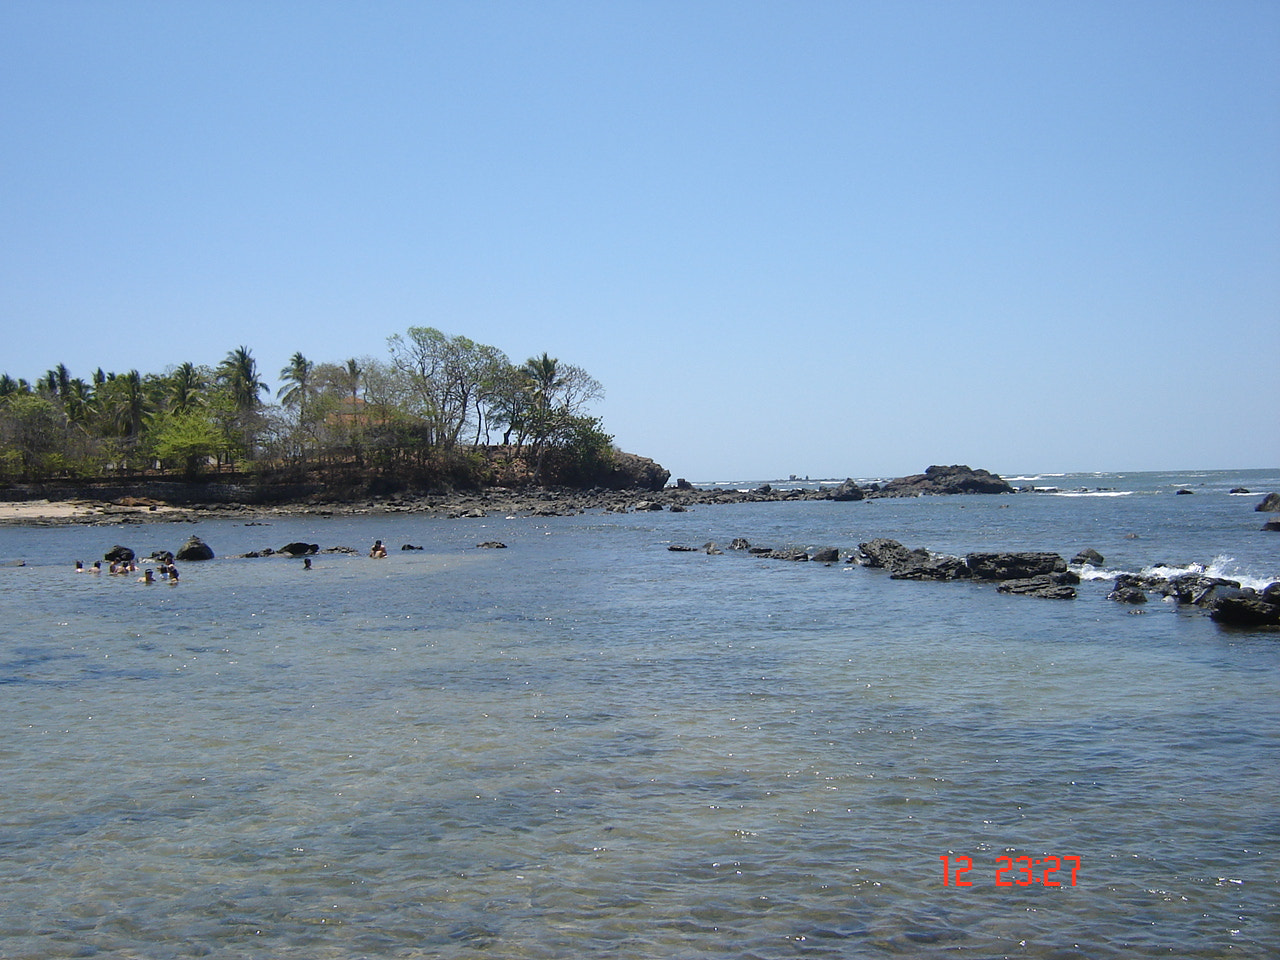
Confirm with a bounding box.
[1256,493,1280,512]
[966,552,1068,580]
[873,465,1015,498]
[856,541,1070,587]
[828,479,864,501]
[279,542,318,556]
[1210,584,1280,627]
[1072,548,1105,566]
[1107,574,1149,604]
[858,539,917,569]
[856,539,970,581]
[175,535,214,561]
[600,452,670,492]
[891,554,970,581]
[996,574,1079,599]
[104,545,135,563]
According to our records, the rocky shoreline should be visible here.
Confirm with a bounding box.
[0,464,1017,526]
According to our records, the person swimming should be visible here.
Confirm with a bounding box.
[138,568,155,584]
[370,540,388,558]
[303,557,312,570]
[166,563,179,583]
[74,560,84,572]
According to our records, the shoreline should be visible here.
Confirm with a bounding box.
[0,484,862,527]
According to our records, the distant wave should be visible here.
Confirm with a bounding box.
[1047,490,1134,498]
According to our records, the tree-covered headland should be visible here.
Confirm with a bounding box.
[0,328,635,494]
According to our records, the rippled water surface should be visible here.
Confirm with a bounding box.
[2,469,1278,958]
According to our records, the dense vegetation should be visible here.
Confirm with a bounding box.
[0,328,616,491]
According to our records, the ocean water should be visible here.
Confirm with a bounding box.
[1,468,1277,959]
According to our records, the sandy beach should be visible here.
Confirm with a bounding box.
[0,499,189,525]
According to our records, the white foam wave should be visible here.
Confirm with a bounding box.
[1049,490,1133,498]
[1076,557,1277,591]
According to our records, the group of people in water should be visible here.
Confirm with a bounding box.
[74,558,179,583]
[68,540,392,578]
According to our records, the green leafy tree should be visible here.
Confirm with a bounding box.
[387,327,509,449]
[520,353,603,481]
[149,408,224,476]
[0,394,76,480]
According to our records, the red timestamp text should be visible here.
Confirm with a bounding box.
[940,855,1080,887]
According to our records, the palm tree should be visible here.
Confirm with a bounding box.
[216,346,269,461]
[522,353,564,482]
[277,352,315,415]
[35,364,72,398]
[168,362,206,415]
[343,358,362,406]
[217,346,268,416]
[113,370,150,442]
[64,378,94,425]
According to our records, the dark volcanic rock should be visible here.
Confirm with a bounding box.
[858,539,915,569]
[104,545,135,563]
[889,553,970,581]
[279,542,318,556]
[1159,573,1243,607]
[1256,493,1280,512]
[857,538,968,580]
[1071,548,1105,566]
[874,465,1015,498]
[601,452,670,491]
[175,535,214,561]
[810,547,841,563]
[996,574,1078,599]
[1263,520,1280,532]
[1210,597,1280,627]
[829,479,865,501]
[766,547,810,561]
[1108,574,1150,603]
[965,552,1067,580]
[477,541,508,549]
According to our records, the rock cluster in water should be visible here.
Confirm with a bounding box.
[1107,570,1280,627]
[669,536,1080,599]
[666,535,1280,624]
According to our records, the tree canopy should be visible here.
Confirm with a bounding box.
[0,330,611,489]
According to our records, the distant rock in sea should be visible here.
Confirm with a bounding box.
[871,465,1015,497]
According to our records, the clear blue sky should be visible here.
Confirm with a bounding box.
[3,1,1277,480]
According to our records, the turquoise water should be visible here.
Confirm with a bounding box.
[1,469,1278,958]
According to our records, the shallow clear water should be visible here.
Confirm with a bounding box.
[2,469,1278,958]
